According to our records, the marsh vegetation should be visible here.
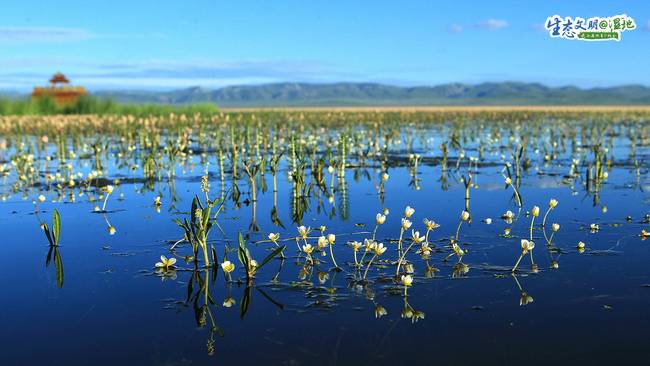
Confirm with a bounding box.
[2,108,650,365]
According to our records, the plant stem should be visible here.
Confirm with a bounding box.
[101,193,110,211]
[542,207,552,227]
[328,242,339,268]
[363,253,378,279]
[397,227,405,253]
[455,220,463,242]
[396,240,417,276]
[529,216,536,241]
[512,252,524,272]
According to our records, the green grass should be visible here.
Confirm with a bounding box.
[0,95,219,116]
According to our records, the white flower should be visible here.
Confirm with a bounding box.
[373,243,387,255]
[417,243,432,256]
[531,206,540,217]
[485,218,492,225]
[222,297,236,307]
[404,206,415,218]
[423,218,439,230]
[221,260,235,273]
[460,211,470,221]
[401,274,413,287]
[401,218,412,230]
[349,241,362,251]
[103,185,114,194]
[317,236,328,249]
[521,239,535,253]
[268,232,280,242]
[302,243,314,254]
[155,255,177,269]
[552,223,560,232]
[411,230,425,243]
[297,225,310,239]
[364,239,377,252]
[549,199,558,208]
[503,210,515,219]
[505,177,512,185]
[577,241,586,249]
[375,213,386,225]
[590,223,599,231]
[37,194,46,202]
[374,305,387,318]
[327,233,336,244]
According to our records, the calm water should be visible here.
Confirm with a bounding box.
[1,117,650,365]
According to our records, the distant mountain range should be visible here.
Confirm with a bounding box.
[6,82,650,106]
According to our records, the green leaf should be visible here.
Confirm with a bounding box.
[54,247,64,288]
[237,233,250,280]
[52,209,61,246]
[240,286,251,319]
[42,223,54,246]
[256,245,285,272]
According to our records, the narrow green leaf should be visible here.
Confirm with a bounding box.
[256,245,285,271]
[42,223,54,246]
[52,209,61,246]
[240,286,251,319]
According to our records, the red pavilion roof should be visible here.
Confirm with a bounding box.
[49,72,69,84]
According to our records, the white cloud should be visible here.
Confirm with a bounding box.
[0,57,361,90]
[0,26,94,43]
[529,23,546,33]
[475,19,509,31]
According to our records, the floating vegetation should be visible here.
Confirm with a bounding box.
[2,109,650,363]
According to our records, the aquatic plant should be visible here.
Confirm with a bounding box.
[41,208,61,247]
[101,185,114,212]
[174,177,224,268]
[542,198,558,227]
[155,255,177,270]
[363,241,387,280]
[512,239,535,273]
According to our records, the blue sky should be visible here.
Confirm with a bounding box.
[0,0,649,91]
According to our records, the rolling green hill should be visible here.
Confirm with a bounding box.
[94,82,650,106]
[8,82,650,107]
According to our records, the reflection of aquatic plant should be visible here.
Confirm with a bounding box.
[45,245,64,288]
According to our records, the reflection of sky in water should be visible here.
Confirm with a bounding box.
[0,120,649,365]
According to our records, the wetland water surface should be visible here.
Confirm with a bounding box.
[1,111,650,365]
